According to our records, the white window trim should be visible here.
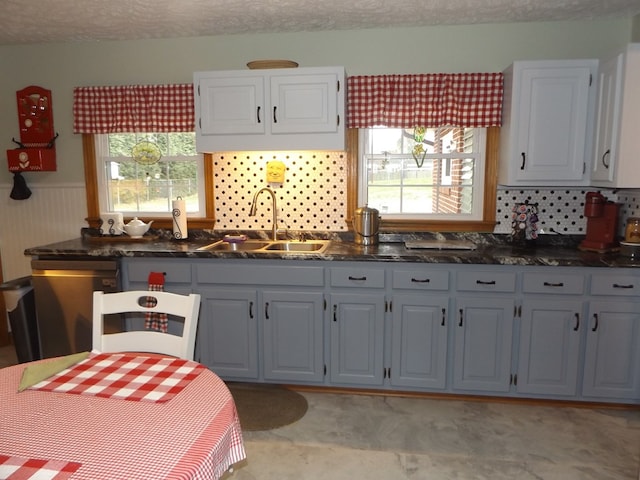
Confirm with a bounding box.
[94,134,206,218]
[358,128,486,221]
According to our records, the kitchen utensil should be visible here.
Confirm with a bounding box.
[353,205,380,246]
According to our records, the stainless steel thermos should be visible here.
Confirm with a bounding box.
[353,205,381,246]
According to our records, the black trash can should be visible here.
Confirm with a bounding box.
[0,276,41,363]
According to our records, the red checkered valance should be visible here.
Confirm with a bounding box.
[346,73,503,128]
[73,84,195,133]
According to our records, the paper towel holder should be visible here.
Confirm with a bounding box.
[172,196,188,240]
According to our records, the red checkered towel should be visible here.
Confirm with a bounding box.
[145,272,168,333]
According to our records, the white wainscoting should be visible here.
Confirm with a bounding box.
[0,183,87,281]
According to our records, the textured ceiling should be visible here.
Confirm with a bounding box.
[0,0,639,46]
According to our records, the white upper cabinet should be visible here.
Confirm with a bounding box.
[591,44,640,188]
[194,66,346,152]
[499,60,598,186]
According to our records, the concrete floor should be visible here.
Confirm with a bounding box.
[227,391,640,480]
[2,344,639,479]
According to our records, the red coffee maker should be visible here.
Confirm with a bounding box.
[579,192,621,252]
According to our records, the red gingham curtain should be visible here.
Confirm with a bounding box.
[346,73,503,128]
[73,84,194,133]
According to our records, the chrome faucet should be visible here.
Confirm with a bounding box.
[249,187,278,241]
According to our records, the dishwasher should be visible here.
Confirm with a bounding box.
[31,259,123,358]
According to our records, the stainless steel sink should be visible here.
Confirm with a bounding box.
[196,239,331,253]
[196,240,271,251]
[263,240,331,253]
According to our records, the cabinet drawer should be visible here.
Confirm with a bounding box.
[456,270,516,292]
[392,269,449,291]
[197,264,324,287]
[590,273,640,296]
[522,272,585,295]
[330,267,385,288]
[127,260,192,284]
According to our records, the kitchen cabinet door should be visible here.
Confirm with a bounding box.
[582,300,640,401]
[499,60,597,186]
[196,74,265,136]
[591,44,640,188]
[389,294,448,389]
[329,293,385,386]
[517,299,583,396]
[270,72,340,135]
[453,297,515,393]
[262,290,324,383]
[194,66,345,152]
[198,288,259,380]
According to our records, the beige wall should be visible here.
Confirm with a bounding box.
[0,18,634,186]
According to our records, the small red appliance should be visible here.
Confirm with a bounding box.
[579,192,621,252]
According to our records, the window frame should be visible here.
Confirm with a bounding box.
[358,127,486,221]
[94,133,206,218]
[346,127,498,232]
[82,134,216,229]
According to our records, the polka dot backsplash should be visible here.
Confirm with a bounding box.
[494,187,640,236]
[212,153,640,236]
[213,151,348,231]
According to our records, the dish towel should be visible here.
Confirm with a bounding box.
[145,272,168,333]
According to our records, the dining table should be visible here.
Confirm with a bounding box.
[0,351,246,480]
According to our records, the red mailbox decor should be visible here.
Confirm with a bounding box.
[7,85,58,172]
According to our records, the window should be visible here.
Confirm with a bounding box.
[95,133,205,218]
[359,127,486,221]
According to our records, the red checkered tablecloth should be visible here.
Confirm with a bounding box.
[0,455,81,480]
[27,352,205,402]
[0,353,246,480]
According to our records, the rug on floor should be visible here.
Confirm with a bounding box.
[227,382,308,431]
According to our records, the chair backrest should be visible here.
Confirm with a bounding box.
[92,290,201,360]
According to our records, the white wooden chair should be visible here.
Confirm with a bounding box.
[92,290,201,360]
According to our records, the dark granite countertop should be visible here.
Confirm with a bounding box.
[22,229,640,268]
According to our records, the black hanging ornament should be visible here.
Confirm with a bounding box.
[10,172,32,200]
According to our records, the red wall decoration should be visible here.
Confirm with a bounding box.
[7,85,58,172]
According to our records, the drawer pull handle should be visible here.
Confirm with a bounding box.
[411,278,430,283]
[265,302,270,319]
[613,283,634,289]
[543,281,564,287]
[249,301,254,319]
[573,313,579,331]
[592,313,599,332]
[520,152,526,170]
[458,308,463,327]
[333,304,337,322]
[273,106,278,123]
[348,276,367,281]
[476,280,496,285]
[441,308,446,326]
[256,106,261,124]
